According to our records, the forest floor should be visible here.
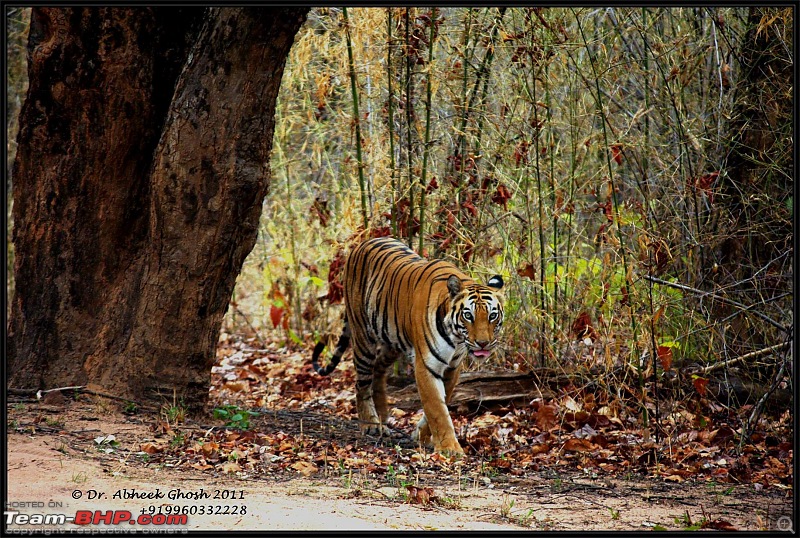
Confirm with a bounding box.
[6,335,794,532]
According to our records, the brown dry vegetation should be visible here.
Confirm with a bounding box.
[225,5,792,467]
[5,336,793,531]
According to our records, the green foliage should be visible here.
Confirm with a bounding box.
[674,511,704,531]
[170,432,186,449]
[213,405,259,430]
[160,401,186,426]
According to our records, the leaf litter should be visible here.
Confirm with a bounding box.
[167,335,792,505]
[15,333,787,530]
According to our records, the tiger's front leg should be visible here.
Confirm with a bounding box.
[413,355,464,456]
[414,363,462,448]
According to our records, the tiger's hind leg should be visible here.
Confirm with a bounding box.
[354,344,398,437]
[372,346,401,427]
[353,343,387,437]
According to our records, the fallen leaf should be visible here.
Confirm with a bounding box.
[224,380,251,393]
[563,438,595,452]
[530,443,551,456]
[140,442,163,454]
[406,485,435,505]
[535,403,559,430]
[201,441,219,458]
[291,461,319,476]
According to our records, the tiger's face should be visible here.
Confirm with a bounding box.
[446,275,504,361]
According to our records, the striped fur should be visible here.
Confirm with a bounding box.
[312,236,504,455]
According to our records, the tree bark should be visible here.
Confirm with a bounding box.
[711,7,793,352]
[718,7,793,279]
[8,7,308,411]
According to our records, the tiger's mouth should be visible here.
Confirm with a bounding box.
[469,348,493,360]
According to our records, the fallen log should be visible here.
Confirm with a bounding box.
[391,369,570,414]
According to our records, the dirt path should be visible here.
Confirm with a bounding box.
[5,401,793,532]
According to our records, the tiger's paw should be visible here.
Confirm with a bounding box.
[435,438,465,459]
[361,421,391,438]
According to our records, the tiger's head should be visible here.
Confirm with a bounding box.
[445,274,505,361]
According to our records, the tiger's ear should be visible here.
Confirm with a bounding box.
[447,275,463,297]
[487,275,504,290]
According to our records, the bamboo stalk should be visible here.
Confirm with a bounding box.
[343,7,369,231]
[573,10,645,427]
[641,7,659,440]
[471,8,505,157]
[545,58,558,337]
[456,8,473,201]
[531,53,547,367]
[417,8,437,254]
[574,9,638,337]
[405,8,416,247]
[386,8,398,236]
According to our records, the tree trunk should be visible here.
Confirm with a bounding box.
[718,7,793,280]
[8,7,308,411]
[711,7,793,351]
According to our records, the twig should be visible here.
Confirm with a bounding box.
[745,329,793,439]
[642,274,790,333]
[8,386,83,396]
[358,487,395,501]
[701,341,791,374]
[9,385,146,408]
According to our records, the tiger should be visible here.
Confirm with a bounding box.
[312,236,504,455]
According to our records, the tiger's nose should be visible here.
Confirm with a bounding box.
[475,340,490,349]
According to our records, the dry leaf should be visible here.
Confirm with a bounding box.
[140,442,163,454]
[224,380,251,393]
[657,346,673,371]
[291,461,319,476]
[563,438,594,452]
[693,376,709,396]
[406,485,435,505]
[535,403,559,430]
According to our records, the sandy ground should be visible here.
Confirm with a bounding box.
[5,401,794,532]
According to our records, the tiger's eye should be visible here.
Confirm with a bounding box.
[463,311,473,322]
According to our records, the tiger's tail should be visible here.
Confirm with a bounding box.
[311,318,351,375]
